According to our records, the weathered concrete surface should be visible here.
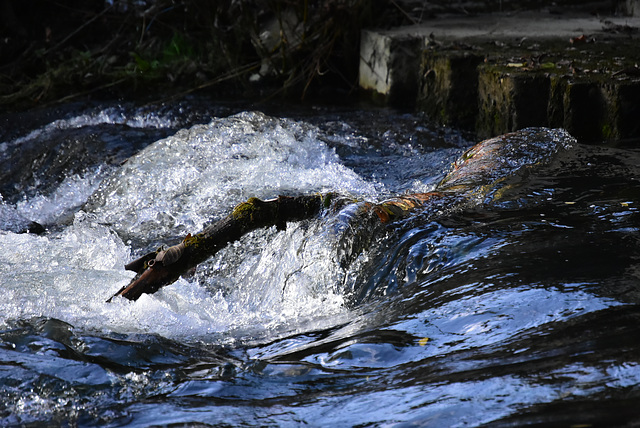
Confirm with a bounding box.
[360,11,640,142]
[359,31,422,107]
[625,0,640,16]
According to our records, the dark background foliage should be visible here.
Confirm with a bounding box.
[0,0,395,110]
[0,0,619,111]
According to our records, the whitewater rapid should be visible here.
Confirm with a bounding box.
[0,112,391,343]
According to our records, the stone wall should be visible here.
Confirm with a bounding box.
[359,10,640,142]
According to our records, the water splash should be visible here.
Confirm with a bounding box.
[0,111,376,342]
[0,105,179,154]
[2,104,639,427]
[87,111,377,244]
[0,119,580,343]
[18,167,111,226]
[0,212,350,343]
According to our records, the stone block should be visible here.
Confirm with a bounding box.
[359,12,640,142]
[563,81,607,142]
[548,75,568,128]
[359,30,422,107]
[611,81,640,139]
[476,67,551,139]
[418,51,483,130]
[623,0,640,16]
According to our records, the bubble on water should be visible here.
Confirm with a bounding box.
[19,167,111,226]
[4,106,179,150]
[0,111,370,343]
[86,111,377,243]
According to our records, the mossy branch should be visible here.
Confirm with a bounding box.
[108,128,571,302]
[109,194,329,301]
[108,191,446,301]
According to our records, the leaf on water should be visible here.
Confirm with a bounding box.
[418,337,430,346]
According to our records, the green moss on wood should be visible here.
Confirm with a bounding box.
[232,197,262,221]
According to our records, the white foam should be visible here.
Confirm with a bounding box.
[0,212,132,329]
[0,214,348,343]
[0,112,366,342]
[88,111,377,241]
[14,166,111,226]
[2,106,179,153]
[0,195,34,233]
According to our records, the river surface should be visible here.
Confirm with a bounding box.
[1,99,639,427]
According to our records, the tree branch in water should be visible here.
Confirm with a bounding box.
[108,128,573,302]
[108,191,445,301]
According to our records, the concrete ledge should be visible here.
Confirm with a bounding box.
[360,12,640,142]
[625,0,640,16]
[420,52,483,130]
[359,30,422,107]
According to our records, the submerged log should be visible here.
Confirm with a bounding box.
[109,194,330,301]
[109,127,573,302]
[109,192,444,301]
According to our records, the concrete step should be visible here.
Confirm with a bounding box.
[359,11,640,142]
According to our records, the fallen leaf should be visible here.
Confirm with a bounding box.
[570,35,587,44]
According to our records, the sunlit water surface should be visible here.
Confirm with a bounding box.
[1,101,639,426]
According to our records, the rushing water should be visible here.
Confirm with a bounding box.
[1,100,640,426]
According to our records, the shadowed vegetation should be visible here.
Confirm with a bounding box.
[1,0,611,111]
[0,0,415,111]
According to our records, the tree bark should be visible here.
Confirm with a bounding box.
[108,128,571,302]
[109,194,330,301]
[108,192,447,301]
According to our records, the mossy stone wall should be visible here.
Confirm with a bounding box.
[361,15,640,143]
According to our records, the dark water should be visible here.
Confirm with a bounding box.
[1,100,639,427]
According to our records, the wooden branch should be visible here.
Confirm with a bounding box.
[108,191,446,301]
[108,194,332,301]
[108,128,569,302]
